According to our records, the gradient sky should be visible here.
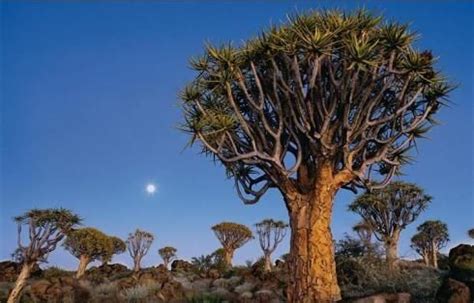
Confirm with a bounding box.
[1,1,473,270]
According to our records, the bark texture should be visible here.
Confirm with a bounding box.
[384,237,399,270]
[285,168,341,303]
[7,262,33,303]
[263,254,272,272]
[223,249,234,268]
[76,255,90,278]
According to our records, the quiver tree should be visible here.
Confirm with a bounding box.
[255,219,288,271]
[211,222,253,268]
[8,208,80,303]
[158,246,177,269]
[352,220,374,247]
[63,227,114,278]
[180,8,450,301]
[126,229,154,272]
[100,236,126,265]
[349,181,431,269]
[411,220,449,268]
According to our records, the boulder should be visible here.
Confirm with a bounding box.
[207,268,220,279]
[254,289,279,302]
[30,276,90,303]
[171,259,194,273]
[449,244,474,297]
[352,293,411,303]
[436,278,471,303]
[234,281,255,294]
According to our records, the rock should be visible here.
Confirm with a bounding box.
[85,263,130,283]
[173,275,192,290]
[212,277,229,288]
[449,244,474,297]
[0,261,42,282]
[171,259,194,273]
[30,276,90,303]
[227,276,242,287]
[353,293,411,303]
[240,291,253,299]
[436,278,471,303]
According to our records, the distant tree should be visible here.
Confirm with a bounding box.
[126,229,154,272]
[158,246,177,269]
[100,236,126,265]
[180,9,451,302]
[8,208,80,303]
[352,220,374,248]
[63,227,113,278]
[349,182,431,269]
[468,228,474,239]
[255,219,288,271]
[212,222,253,267]
[411,220,449,268]
[191,248,227,273]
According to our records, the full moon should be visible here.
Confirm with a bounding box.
[146,183,157,194]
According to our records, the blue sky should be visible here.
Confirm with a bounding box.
[1,1,473,270]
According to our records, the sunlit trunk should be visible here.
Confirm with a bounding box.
[263,253,272,272]
[384,232,400,270]
[285,174,341,303]
[7,262,34,303]
[133,257,142,272]
[431,241,438,268]
[163,259,169,269]
[223,249,233,268]
[76,255,90,278]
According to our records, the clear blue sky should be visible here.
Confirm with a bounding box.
[1,1,473,270]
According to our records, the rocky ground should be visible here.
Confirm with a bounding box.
[0,244,472,302]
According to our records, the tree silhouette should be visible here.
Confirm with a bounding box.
[211,222,253,267]
[126,229,154,272]
[411,220,449,268]
[349,181,431,269]
[352,220,374,248]
[158,246,177,269]
[180,9,451,301]
[255,219,288,271]
[8,208,80,303]
[468,228,474,239]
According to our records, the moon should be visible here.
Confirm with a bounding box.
[146,183,157,195]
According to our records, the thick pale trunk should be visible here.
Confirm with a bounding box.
[263,253,272,272]
[163,259,169,269]
[223,249,233,268]
[7,262,34,303]
[285,182,341,302]
[422,252,430,266]
[133,257,141,272]
[384,237,399,270]
[431,241,438,268]
[76,255,90,278]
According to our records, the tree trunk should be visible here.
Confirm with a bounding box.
[133,257,141,272]
[422,252,430,266]
[223,249,233,268]
[263,253,272,272]
[7,262,34,303]
[285,180,341,302]
[431,241,438,268]
[76,255,90,278]
[163,259,169,269]
[384,237,399,270]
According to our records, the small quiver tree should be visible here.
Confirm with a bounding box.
[211,222,253,268]
[8,208,80,303]
[349,181,431,269]
[63,227,114,278]
[468,229,474,239]
[126,229,154,272]
[255,219,288,271]
[411,220,449,268]
[352,220,374,248]
[158,246,177,269]
[180,9,451,301]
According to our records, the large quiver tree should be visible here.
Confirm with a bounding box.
[63,227,114,278]
[8,208,80,303]
[180,9,451,302]
[349,181,431,269]
[211,222,253,268]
